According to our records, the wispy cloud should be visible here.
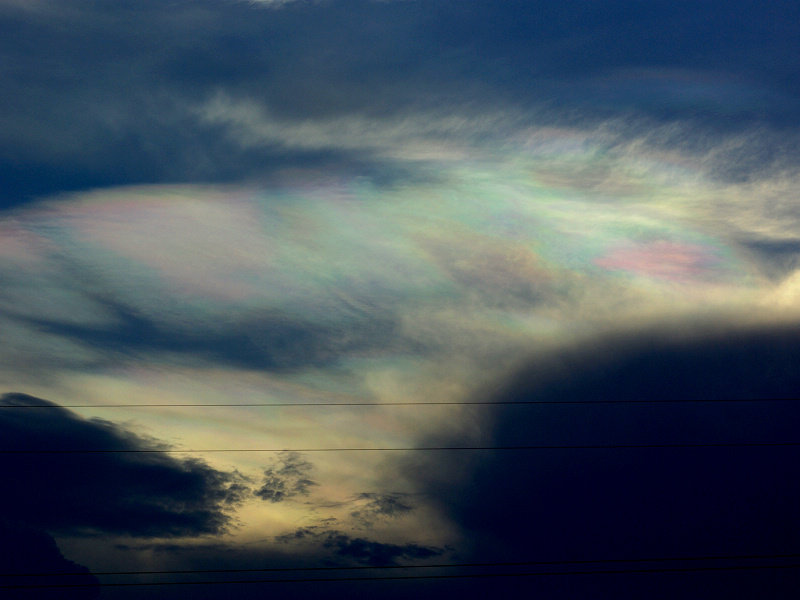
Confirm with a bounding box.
[256,451,319,502]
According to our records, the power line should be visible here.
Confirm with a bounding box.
[3,442,800,454]
[4,552,799,578]
[4,563,800,589]
[1,398,797,409]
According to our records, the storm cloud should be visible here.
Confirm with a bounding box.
[0,519,99,599]
[0,393,247,537]
[400,322,800,598]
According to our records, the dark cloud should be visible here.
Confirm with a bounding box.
[16,292,402,372]
[2,0,799,208]
[0,393,247,537]
[276,525,444,566]
[0,519,99,600]
[0,0,419,207]
[400,322,800,598]
[274,524,327,544]
[81,533,460,600]
[112,541,230,555]
[322,532,443,566]
[349,492,415,525]
[256,452,318,503]
[742,238,800,279]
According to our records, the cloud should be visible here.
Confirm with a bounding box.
[256,451,319,502]
[16,292,402,373]
[3,133,787,385]
[194,90,523,160]
[396,321,800,597]
[349,492,415,525]
[1,2,799,599]
[0,519,99,599]
[0,393,248,537]
[275,525,444,565]
[2,0,799,208]
[322,532,443,566]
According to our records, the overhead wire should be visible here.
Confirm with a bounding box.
[4,563,800,589]
[1,398,797,409]
[2,442,800,454]
[3,552,800,578]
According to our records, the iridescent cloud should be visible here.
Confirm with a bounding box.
[1,130,795,555]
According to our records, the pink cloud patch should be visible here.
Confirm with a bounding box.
[594,240,721,283]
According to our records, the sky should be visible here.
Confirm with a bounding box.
[1,0,800,598]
